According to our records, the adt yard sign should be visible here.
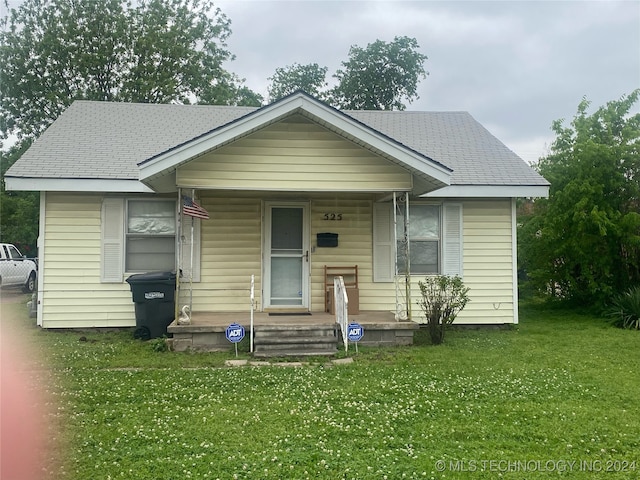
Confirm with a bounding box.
[226,323,245,343]
[347,322,364,342]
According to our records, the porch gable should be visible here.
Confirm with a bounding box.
[140,91,452,195]
[176,115,415,192]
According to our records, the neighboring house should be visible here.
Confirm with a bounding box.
[5,91,548,329]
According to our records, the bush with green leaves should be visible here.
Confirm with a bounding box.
[518,90,640,307]
[417,275,470,345]
[608,286,640,330]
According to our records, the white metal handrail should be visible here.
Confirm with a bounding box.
[334,276,349,352]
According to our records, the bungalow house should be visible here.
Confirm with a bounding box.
[5,91,549,352]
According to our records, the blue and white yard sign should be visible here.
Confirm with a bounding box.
[347,322,364,342]
[225,323,245,343]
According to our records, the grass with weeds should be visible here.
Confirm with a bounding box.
[4,295,640,479]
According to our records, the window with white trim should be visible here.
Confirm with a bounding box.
[373,201,462,282]
[125,200,176,272]
[396,204,440,274]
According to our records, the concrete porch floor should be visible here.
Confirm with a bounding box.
[167,310,420,352]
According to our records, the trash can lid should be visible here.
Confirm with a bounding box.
[126,271,176,284]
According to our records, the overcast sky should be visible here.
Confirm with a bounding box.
[216,0,640,164]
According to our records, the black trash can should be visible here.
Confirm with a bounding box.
[126,271,177,340]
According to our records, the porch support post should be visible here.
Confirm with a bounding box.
[175,188,182,322]
[403,194,411,321]
[393,192,399,318]
[393,192,412,321]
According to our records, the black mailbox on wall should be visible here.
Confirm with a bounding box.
[317,232,338,247]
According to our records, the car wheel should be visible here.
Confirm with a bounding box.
[22,272,36,293]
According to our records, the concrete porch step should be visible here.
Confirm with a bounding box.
[254,335,337,345]
[254,324,337,337]
[253,324,338,357]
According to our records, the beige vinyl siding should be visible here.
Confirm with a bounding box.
[40,193,134,328]
[457,200,515,323]
[310,196,375,312]
[40,193,515,325]
[177,116,412,192]
[179,196,262,311]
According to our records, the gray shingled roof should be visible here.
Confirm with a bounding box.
[6,100,548,187]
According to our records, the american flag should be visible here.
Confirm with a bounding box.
[182,196,209,220]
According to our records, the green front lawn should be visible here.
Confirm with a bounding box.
[6,298,639,479]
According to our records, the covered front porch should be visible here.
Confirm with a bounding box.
[168,310,419,355]
[141,92,447,355]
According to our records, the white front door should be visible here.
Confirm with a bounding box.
[264,202,310,310]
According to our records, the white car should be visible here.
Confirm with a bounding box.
[0,243,37,293]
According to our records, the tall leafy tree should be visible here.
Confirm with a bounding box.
[519,90,640,306]
[331,36,428,110]
[0,0,262,145]
[267,36,427,110]
[267,63,328,103]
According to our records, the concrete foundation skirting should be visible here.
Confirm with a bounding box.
[171,330,229,352]
[355,322,418,347]
[169,320,419,353]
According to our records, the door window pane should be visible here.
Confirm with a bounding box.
[271,208,302,251]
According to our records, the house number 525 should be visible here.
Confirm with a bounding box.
[323,213,343,220]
